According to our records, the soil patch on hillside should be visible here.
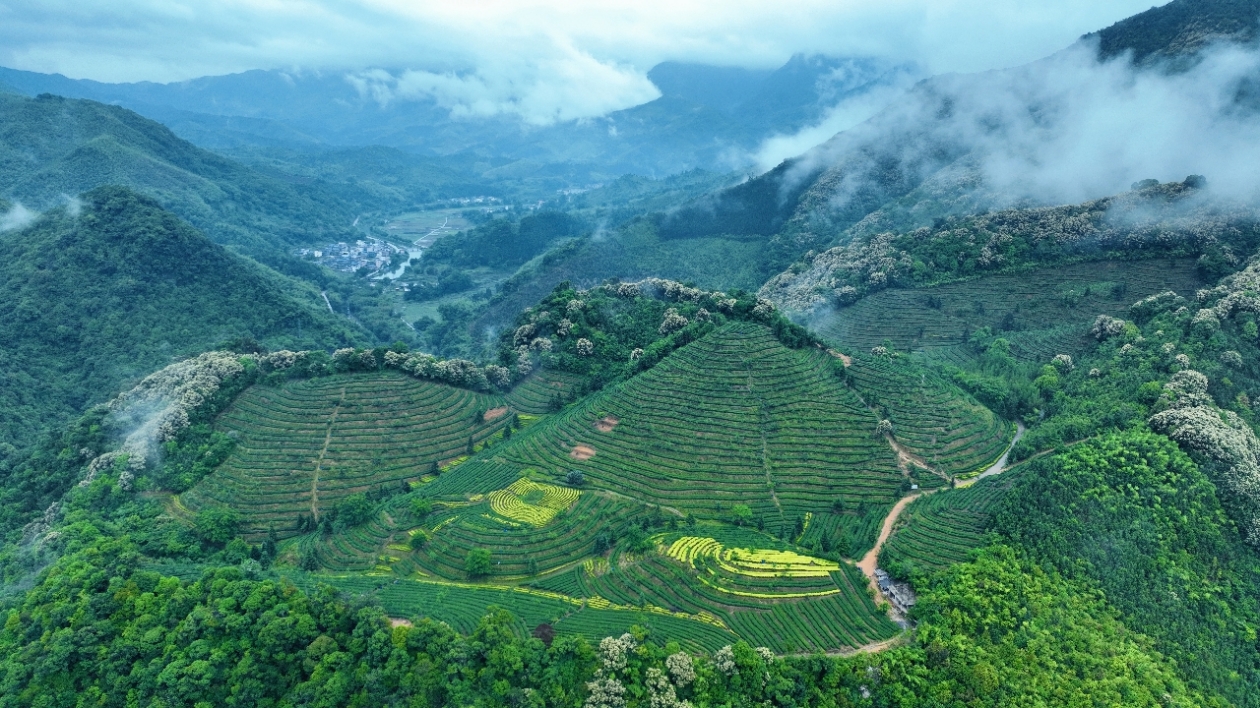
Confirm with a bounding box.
[595,416,619,432]
[570,444,596,460]
[483,406,508,422]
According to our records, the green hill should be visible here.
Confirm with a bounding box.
[152,320,1021,653]
[0,186,356,447]
[179,371,512,536]
[0,93,361,255]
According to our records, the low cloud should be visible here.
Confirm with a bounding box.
[347,41,660,125]
[784,39,1260,223]
[753,66,921,172]
[0,203,36,232]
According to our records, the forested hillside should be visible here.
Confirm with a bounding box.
[0,93,362,256]
[0,186,358,449]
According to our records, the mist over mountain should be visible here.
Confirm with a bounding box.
[662,0,1260,264]
[0,54,916,180]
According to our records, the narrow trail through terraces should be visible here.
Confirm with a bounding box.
[310,387,345,521]
[852,420,1027,636]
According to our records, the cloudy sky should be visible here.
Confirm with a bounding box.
[1,1,1163,122]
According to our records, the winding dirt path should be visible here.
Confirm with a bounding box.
[963,421,1026,484]
[856,420,1026,612]
[855,490,935,614]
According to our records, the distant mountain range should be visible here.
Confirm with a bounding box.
[0,55,917,180]
[658,0,1260,265]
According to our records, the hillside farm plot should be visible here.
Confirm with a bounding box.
[180,372,510,537]
[303,484,649,579]
[505,370,585,414]
[412,491,647,579]
[796,508,891,559]
[288,573,737,653]
[848,354,1012,478]
[488,478,579,526]
[819,259,1205,362]
[878,474,1014,578]
[664,536,842,594]
[481,323,906,521]
[533,532,900,653]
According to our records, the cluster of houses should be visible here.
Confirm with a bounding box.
[298,239,397,274]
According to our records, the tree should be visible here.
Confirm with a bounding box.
[730,504,753,527]
[465,548,492,577]
[411,498,433,519]
[566,469,585,486]
[333,493,374,530]
[260,526,278,567]
[194,507,240,546]
[299,547,319,571]
[409,531,429,550]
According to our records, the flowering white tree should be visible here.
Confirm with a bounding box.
[1090,315,1126,341]
[1150,370,1260,547]
[658,308,689,335]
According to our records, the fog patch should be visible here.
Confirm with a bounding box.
[754,65,921,173]
[61,194,84,217]
[784,39,1260,227]
[0,203,37,232]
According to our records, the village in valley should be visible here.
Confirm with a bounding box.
[298,238,404,275]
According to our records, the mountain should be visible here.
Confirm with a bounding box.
[0,92,364,257]
[1090,0,1260,65]
[0,55,916,181]
[0,185,358,449]
[652,0,1260,293]
[8,0,1260,705]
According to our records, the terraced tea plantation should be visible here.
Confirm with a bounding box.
[186,321,1022,653]
[504,370,584,413]
[878,474,1015,578]
[848,354,1012,478]
[483,323,907,522]
[298,475,651,578]
[180,372,511,536]
[291,573,739,653]
[532,528,900,653]
[819,258,1204,363]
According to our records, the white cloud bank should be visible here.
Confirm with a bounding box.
[779,39,1260,217]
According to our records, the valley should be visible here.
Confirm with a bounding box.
[3,0,1260,706]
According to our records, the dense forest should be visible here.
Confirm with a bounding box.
[0,186,360,449]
